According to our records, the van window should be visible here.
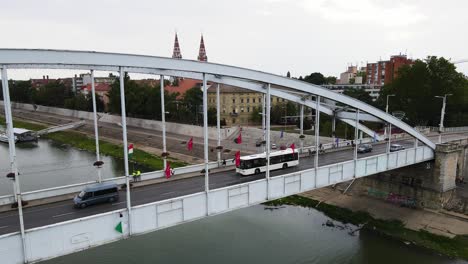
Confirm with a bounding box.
[94,188,117,196]
[82,192,92,200]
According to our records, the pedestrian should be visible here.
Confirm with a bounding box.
[170,168,175,176]
[222,159,226,167]
[136,170,141,182]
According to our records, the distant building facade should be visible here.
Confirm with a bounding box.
[321,84,382,101]
[366,54,413,85]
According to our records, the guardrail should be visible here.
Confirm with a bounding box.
[415,126,468,133]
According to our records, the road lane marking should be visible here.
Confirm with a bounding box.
[0,226,9,229]
[52,212,74,218]
[160,191,175,196]
[111,201,126,206]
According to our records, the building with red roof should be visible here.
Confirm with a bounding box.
[81,83,111,107]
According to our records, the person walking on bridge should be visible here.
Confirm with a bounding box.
[132,170,141,182]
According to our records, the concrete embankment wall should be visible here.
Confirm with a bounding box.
[0,146,434,263]
[0,101,239,140]
[351,138,468,213]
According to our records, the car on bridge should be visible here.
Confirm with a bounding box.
[357,144,373,153]
[390,144,405,152]
[74,183,119,208]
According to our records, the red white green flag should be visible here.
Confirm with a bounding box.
[128,144,134,159]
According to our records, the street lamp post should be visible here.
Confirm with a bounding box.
[385,94,395,139]
[435,94,452,143]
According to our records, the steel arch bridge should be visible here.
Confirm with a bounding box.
[0,49,436,264]
[0,49,435,148]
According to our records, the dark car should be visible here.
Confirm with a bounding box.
[357,144,372,153]
[74,183,119,208]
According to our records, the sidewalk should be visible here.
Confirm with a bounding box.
[301,187,468,238]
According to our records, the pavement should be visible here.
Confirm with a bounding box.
[0,133,467,235]
[301,187,468,238]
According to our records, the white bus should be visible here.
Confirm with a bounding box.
[236,148,299,176]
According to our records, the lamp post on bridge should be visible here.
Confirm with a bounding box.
[385,94,395,139]
[435,94,452,143]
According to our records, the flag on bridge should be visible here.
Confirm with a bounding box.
[235,151,241,167]
[128,144,134,159]
[165,162,171,179]
[187,137,193,151]
[290,143,295,153]
[236,133,242,144]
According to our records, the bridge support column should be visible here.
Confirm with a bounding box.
[202,73,210,214]
[2,66,28,263]
[119,67,132,236]
[300,104,304,153]
[262,93,266,153]
[314,96,320,183]
[160,75,167,170]
[90,70,102,183]
[266,84,271,198]
[216,84,221,166]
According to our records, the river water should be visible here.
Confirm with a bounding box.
[43,205,466,264]
[0,138,148,196]
[1,137,466,263]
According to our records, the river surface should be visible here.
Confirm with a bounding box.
[43,204,466,264]
[0,138,149,196]
[1,136,466,264]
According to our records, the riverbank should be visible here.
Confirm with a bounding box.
[0,116,186,170]
[266,192,468,260]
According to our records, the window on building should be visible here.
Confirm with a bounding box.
[223,108,226,113]
[241,107,244,113]
[241,98,244,103]
[253,98,256,103]
[247,107,250,112]
[277,98,280,102]
[233,99,235,103]
[282,98,285,102]
[247,98,250,103]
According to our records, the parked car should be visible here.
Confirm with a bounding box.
[271,143,277,149]
[390,144,405,152]
[74,183,119,208]
[255,140,263,147]
[357,144,373,153]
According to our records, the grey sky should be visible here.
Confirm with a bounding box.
[1,0,467,79]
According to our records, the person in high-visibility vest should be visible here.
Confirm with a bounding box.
[132,170,141,182]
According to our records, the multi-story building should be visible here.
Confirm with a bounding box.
[366,54,413,85]
[207,84,288,126]
[72,73,115,93]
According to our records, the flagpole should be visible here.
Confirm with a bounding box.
[160,75,167,170]
[266,83,271,199]
[119,67,132,236]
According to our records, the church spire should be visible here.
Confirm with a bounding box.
[172,33,182,59]
[197,34,207,62]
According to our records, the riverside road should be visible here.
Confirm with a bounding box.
[0,133,466,235]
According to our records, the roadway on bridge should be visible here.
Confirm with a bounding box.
[0,134,465,235]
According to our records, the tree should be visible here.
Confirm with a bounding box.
[325,76,337,85]
[208,107,217,126]
[377,56,468,126]
[286,71,291,78]
[250,106,262,123]
[303,72,326,85]
[182,87,203,125]
[343,87,374,105]
[33,81,71,107]
[10,80,32,103]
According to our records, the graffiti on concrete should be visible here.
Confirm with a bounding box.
[367,188,417,208]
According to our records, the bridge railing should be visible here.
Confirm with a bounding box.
[0,145,434,263]
[415,126,468,133]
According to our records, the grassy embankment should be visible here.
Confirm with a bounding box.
[0,117,186,170]
[265,195,468,260]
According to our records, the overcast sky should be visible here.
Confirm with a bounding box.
[2,0,467,79]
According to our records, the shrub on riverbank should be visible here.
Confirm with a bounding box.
[265,195,468,260]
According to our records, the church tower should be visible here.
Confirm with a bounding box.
[172,33,182,59]
[197,35,208,62]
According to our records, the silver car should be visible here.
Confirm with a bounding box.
[390,144,405,152]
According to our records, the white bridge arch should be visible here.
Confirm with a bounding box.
[0,49,434,149]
